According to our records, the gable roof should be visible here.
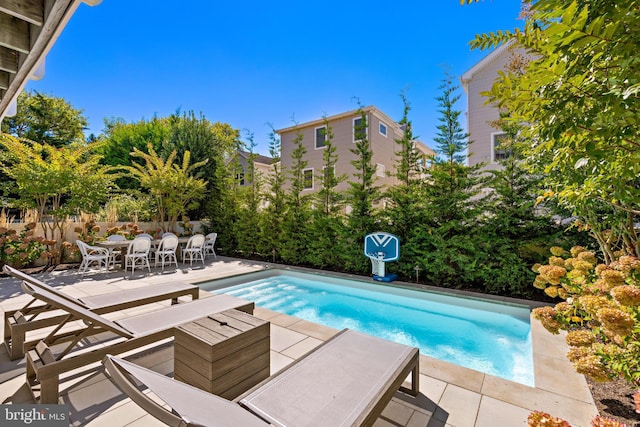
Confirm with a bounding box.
[460,41,513,94]
[275,105,400,135]
[237,150,273,165]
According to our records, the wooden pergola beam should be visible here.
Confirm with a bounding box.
[0,14,30,54]
[0,71,10,90]
[0,0,44,26]
[0,46,18,73]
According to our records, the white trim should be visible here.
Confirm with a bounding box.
[491,131,508,163]
[314,126,327,150]
[353,116,368,143]
[303,168,314,190]
[379,122,387,137]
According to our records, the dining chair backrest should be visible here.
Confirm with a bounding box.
[162,232,177,238]
[108,234,127,242]
[205,232,217,241]
[185,234,205,249]
[136,233,154,240]
[158,235,179,251]
[128,237,151,255]
[76,240,89,256]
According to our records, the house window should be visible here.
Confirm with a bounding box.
[353,117,368,142]
[235,172,245,186]
[303,168,314,190]
[379,122,387,137]
[376,163,386,177]
[322,165,335,181]
[492,132,512,162]
[315,126,326,149]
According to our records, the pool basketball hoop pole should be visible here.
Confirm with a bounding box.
[364,232,400,282]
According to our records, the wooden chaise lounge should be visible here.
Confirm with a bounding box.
[3,265,200,360]
[103,329,419,427]
[13,277,253,404]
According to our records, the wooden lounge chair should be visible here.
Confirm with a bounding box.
[3,265,200,360]
[103,329,419,427]
[15,277,254,404]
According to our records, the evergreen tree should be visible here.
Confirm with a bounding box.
[342,106,380,273]
[383,93,426,248]
[261,125,287,261]
[410,74,488,288]
[234,131,264,257]
[280,126,312,264]
[306,119,347,269]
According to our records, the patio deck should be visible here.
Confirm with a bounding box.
[0,257,598,426]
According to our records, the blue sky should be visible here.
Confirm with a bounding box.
[27,1,522,154]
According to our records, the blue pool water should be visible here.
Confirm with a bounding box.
[200,270,534,386]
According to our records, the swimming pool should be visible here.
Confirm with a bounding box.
[200,269,534,386]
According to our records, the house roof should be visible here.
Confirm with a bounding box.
[460,41,513,94]
[0,0,100,120]
[238,150,274,165]
[275,105,400,134]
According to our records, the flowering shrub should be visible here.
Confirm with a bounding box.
[527,411,626,427]
[0,223,47,268]
[531,246,640,385]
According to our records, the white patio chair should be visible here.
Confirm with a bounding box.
[124,237,152,275]
[135,233,154,240]
[76,240,110,274]
[107,234,128,269]
[203,232,217,258]
[182,234,205,266]
[162,232,177,238]
[154,235,179,271]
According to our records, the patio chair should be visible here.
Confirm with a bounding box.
[154,235,179,271]
[2,265,200,360]
[125,237,152,275]
[203,232,217,258]
[182,234,205,266]
[76,240,110,274]
[106,234,128,269]
[102,329,419,427]
[11,273,253,403]
[162,232,177,238]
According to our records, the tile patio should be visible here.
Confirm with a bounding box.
[0,257,598,426]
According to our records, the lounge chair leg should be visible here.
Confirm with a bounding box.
[38,377,60,404]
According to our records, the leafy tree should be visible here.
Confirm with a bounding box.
[1,90,88,147]
[0,135,115,263]
[126,145,208,232]
[99,117,169,190]
[470,0,640,261]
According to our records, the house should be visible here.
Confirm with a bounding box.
[232,150,274,187]
[276,106,435,193]
[461,43,519,170]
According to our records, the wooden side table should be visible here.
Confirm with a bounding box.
[174,309,270,399]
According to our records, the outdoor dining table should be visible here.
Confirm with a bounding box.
[95,237,191,269]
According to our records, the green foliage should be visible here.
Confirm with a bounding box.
[99,193,156,222]
[280,127,312,264]
[470,0,640,262]
[99,117,169,189]
[315,118,346,216]
[2,90,87,147]
[0,134,116,262]
[126,145,208,232]
[0,223,46,269]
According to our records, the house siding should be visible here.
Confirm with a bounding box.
[463,45,519,171]
[278,107,422,193]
